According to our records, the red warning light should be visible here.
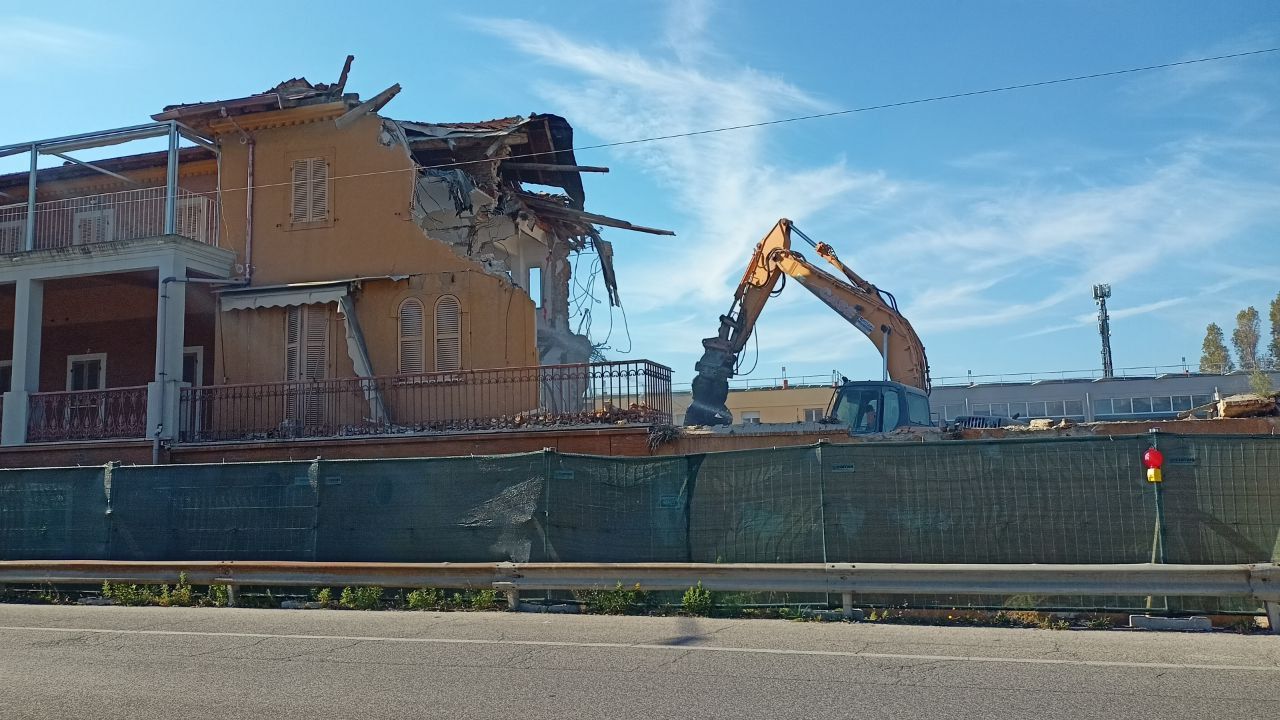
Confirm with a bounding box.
[1142,447,1164,470]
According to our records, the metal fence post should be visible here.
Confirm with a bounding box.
[1146,433,1167,612]
[308,457,322,562]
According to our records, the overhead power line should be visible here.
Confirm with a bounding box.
[206,46,1280,193]
[563,47,1280,155]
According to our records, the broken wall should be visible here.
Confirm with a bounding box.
[395,120,599,366]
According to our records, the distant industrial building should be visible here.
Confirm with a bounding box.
[673,367,1280,425]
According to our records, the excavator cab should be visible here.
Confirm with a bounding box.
[828,380,933,434]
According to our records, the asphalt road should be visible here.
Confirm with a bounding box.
[1,604,1277,719]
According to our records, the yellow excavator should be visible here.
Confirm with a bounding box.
[686,219,933,432]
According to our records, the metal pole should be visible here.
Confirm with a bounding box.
[164,122,179,235]
[1146,434,1167,611]
[880,326,891,381]
[24,145,36,251]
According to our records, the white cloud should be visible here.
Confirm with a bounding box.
[884,147,1280,336]
[473,14,898,316]
[477,5,1280,380]
[663,0,716,65]
[0,17,121,75]
[1017,297,1191,339]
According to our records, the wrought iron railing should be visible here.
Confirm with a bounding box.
[176,360,673,443]
[26,386,149,443]
[0,187,217,253]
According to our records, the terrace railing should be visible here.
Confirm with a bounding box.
[26,386,149,443]
[176,360,673,443]
[0,187,217,253]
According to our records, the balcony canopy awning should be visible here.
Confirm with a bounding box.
[217,276,408,311]
[218,280,354,311]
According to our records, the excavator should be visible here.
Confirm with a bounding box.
[685,219,934,432]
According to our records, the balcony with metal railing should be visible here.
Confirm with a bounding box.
[25,387,150,443]
[0,121,220,256]
[0,187,218,253]
[177,360,674,444]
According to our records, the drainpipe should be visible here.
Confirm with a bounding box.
[154,276,176,465]
[244,138,255,281]
[153,275,246,465]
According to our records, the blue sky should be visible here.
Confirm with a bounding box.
[3,1,1278,386]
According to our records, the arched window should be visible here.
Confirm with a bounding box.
[397,298,425,374]
[434,295,462,371]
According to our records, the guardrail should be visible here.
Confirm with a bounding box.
[2,561,1275,630]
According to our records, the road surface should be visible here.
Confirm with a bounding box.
[1,604,1277,718]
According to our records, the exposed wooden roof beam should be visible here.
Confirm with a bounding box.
[504,162,609,173]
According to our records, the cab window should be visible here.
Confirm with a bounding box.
[907,393,932,425]
[834,388,882,433]
[881,389,902,430]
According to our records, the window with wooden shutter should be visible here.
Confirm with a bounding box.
[398,298,425,374]
[285,306,302,381]
[434,295,462,372]
[301,304,329,381]
[290,157,329,224]
[284,304,330,429]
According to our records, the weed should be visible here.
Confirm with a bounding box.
[339,586,384,610]
[447,591,466,609]
[102,582,160,607]
[467,588,499,610]
[36,584,66,605]
[406,588,444,610]
[717,592,751,618]
[582,582,645,615]
[205,584,230,607]
[312,587,333,607]
[1084,615,1114,630]
[681,582,714,616]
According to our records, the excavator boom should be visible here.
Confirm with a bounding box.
[686,219,930,426]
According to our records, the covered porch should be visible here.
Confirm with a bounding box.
[0,237,235,446]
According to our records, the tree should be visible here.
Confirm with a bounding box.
[1268,292,1280,369]
[1200,323,1233,373]
[1231,307,1261,370]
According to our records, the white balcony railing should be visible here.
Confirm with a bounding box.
[0,187,217,253]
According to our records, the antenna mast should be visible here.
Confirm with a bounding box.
[1093,284,1114,378]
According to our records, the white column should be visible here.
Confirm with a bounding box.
[2,277,44,445]
[147,260,186,441]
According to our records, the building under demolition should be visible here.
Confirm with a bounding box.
[0,58,672,462]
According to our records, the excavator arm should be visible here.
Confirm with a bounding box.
[685,219,930,426]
